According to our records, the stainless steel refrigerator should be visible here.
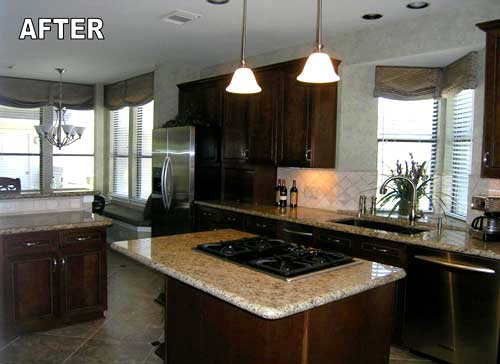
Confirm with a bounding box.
[151,126,196,237]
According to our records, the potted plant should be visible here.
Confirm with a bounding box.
[379,153,443,217]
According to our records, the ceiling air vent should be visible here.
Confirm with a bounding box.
[162,10,202,25]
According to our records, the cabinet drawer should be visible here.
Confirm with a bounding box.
[197,207,221,222]
[4,232,58,256]
[61,229,103,246]
[358,239,406,268]
[220,211,245,230]
[245,216,276,237]
[315,230,353,254]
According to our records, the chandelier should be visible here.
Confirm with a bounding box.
[34,68,85,149]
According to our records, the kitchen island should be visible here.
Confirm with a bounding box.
[111,229,406,364]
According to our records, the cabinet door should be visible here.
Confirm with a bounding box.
[60,248,106,318]
[4,253,59,331]
[309,83,338,168]
[478,22,500,178]
[223,93,248,162]
[279,62,311,167]
[247,69,282,165]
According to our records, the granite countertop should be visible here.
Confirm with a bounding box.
[111,229,405,320]
[0,190,95,200]
[0,211,112,235]
[195,201,500,261]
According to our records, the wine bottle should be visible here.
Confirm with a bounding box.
[279,179,288,208]
[275,179,282,206]
[290,180,298,208]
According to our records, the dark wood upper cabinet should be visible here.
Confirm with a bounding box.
[223,92,248,162]
[478,19,500,178]
[178,57,339,171]
[279,61,312,167]
[278,59,339,168]
[247,69,282,165]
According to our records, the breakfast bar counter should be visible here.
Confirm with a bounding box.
[111,229,405,364]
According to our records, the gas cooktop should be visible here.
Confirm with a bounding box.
[195,237,358,282]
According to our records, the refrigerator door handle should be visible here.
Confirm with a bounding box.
[161,156,173,211]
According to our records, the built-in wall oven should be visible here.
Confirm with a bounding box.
[405,247,500,364]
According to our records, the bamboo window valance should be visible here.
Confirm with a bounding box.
[0,76,94,109]
[374,52,478,100]
[104,72,154,110]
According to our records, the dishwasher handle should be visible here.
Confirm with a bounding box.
[414,255,496,275]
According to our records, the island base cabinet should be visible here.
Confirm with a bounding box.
[166,277,396,364]
[1,227,107,335]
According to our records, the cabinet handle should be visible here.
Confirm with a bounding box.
[483,152,490,167]
[371,246,389,254]
[305,149,312,162]
[226,217,237,222]
[61,258,66,270]
[53,258,58,273]
[256,223,268,229]
[202,212,212,217]
[283,228,313,237]
[24,241,42,247]
[75,236,93,241]
[244,149,249,160]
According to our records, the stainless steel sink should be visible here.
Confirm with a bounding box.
[330,218,429,235]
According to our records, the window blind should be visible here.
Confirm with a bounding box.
[112,107,129,197]
[377,98,439,212]
[448,90,474,217]
[136,101,153,200]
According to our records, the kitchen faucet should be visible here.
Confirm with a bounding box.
[379,175,419,226]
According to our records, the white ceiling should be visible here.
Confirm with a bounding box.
[0,0,490,83]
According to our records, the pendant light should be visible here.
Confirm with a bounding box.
[226,0,262,94]
[297,0,340,83]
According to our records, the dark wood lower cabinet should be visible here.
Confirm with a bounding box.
[166,277,395,364]
[1,226,107,334]
[5,253,59,332]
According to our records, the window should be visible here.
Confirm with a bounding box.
[445,90,474,218]
[52,109,95,189]
[0,105,42,191]
[136,102,153,200]
[111,107,130,198]
[110,100,154,202]
[377,98,439,211]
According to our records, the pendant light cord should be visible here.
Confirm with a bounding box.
[240,0,247,66]
[316,0,323,51]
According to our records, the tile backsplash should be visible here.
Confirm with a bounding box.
[0,195,93,216]
[277,168,378,211]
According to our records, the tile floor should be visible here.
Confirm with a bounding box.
[0,249,435,364]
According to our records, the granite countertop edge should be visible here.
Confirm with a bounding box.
[0,190,95,200]
[0,216,113,236]
[110,242,406,320]
[194,201,500,261]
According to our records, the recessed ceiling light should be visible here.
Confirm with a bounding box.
[407,2,429,9]
[362,13,383,20]
[206,0,229,4]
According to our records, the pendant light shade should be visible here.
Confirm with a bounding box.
[226,66,262,94]
[298,0,340,84]
[297,52,339,83]
[226,0,262,94]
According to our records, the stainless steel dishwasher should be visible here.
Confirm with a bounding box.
[404,247,500,364]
